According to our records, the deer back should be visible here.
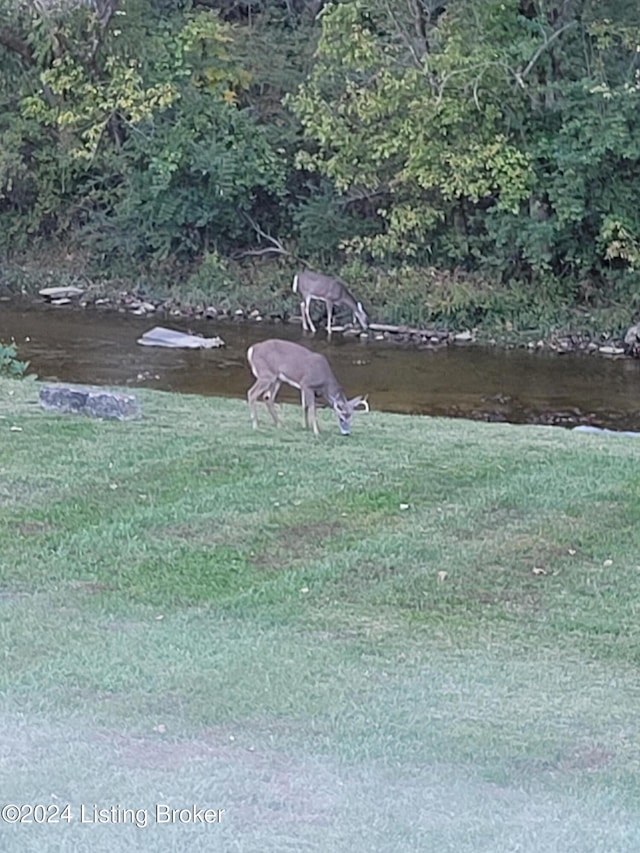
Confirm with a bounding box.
[295,271,352,304]
[249,339,342,395]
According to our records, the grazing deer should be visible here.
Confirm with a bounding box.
[292,271,369,335]
[247,339,368,436]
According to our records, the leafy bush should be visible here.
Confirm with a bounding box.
[0,343,30,378]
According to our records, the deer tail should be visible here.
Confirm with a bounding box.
[292,274,299,293]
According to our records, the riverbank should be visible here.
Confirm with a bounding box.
[0,250,636,356]
[3,376,640,851]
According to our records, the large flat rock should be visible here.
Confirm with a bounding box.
[39,286,85,300]
[137,326,224,349]
[38,384,141,420]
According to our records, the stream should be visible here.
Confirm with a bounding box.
[1,298,639,431]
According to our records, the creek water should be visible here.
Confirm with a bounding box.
[1,298,639,430]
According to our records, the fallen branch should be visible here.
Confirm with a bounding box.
[242,214,292,258]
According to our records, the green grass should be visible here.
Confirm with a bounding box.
[2,377,640,851]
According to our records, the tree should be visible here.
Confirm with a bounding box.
[289,0,640,284]
[0,0,285,258]
[289,0,534,261]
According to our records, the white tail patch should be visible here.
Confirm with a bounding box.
[292,274,299,293]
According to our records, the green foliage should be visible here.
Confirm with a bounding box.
[2,0,640,327]
[86,88,285,262]
[182,249,236,303]
[288,0,640,285]
[291,183,382,260]
[0,0,286,260]
[289,0,535,259]
[0,342,30,378]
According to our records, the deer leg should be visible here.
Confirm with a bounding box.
[248,378,279,429]
[248,378,271,429]
[263,379,282,427]
[326,301,333,336]
[310,401,320,435]
[299,299,309,332]
[303,297,317,333]
[302,388,320,434]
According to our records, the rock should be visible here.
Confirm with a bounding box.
[454,330,474,342]
[39,384,141,420]
[573,425,640,438]
[556,340,574,353]
[39,286,84,300]
[598,345,625,356]
[137,326,224,349]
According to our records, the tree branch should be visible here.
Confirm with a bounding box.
[238,214,312,267]
[242,213,290,255]
[517,21,576,84]
[231,246,288,259]
[87,0,119,65]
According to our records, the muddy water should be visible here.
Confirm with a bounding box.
[2,299,640,430]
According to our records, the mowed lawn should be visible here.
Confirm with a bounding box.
[2,376,640,852]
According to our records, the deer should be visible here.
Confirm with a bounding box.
[247,339,368,436]
[292,271,369,336]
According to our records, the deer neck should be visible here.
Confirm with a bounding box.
[325,379,345,407]
[339,290,356,310]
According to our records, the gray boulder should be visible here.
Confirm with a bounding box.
[39,384,141,421]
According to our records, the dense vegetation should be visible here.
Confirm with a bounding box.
[1,1,640,330]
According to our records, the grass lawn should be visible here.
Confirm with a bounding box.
[2,375,640,851]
